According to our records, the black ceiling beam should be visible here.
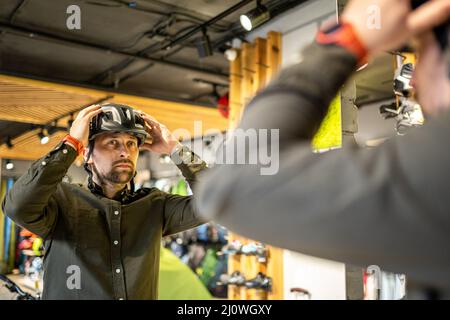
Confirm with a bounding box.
[204,0,310,53]
[89,57,137,84]
[110,0,231,31]
[117,62,154,86]
[0,22,228,78]
[9,0,28,23]
[159,0,309,52]
[161,0,254,51]
[88,0,251,85]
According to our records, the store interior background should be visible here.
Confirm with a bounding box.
[1,0,406,299]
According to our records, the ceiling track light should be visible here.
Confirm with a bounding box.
[5,136,13,149]
[38,129,50,145]
[224,48,238,61]
[47,121,58,136]
[47,121,68,136]
[5,159,14,170]
[240,0,270,32]
[195,28,213,58]
[68,113,75,129]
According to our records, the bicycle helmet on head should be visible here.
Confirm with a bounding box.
[89,103,148,145]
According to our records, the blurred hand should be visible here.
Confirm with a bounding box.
[137,111,181,155]
[412,31,450,115]
[342,0,450,56]
[69,105,102,146]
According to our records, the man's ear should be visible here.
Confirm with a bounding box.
[83,148,93,165]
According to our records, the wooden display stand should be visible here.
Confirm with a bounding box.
[227,31,284,300]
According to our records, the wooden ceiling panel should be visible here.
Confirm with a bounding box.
[0,129,68,161]
[0,78,100,124]
[0,75,227,160]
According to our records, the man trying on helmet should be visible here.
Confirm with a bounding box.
[2,103,208,300]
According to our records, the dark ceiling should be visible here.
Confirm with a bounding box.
[0,0,305,106]
[0,0,398,150]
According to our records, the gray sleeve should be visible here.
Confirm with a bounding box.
[194,42,450,289]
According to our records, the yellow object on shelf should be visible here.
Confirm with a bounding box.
[312,93,342,151]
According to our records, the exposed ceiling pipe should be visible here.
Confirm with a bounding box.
[0,22,228,78]
[160,0,254,51]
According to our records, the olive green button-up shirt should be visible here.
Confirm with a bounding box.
[2,142,208,300]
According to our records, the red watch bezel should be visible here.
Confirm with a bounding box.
[316,21,368,65]
[63,134,84,156]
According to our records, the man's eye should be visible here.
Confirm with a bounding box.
[109,140,118,145]
[128,141,137,147]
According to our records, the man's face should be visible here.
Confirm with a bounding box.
[86,132,139,185]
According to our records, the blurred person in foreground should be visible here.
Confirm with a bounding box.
[195,0,450,298]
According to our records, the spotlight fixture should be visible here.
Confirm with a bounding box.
[5,136,13,149]
[38,129,49,145]
[47,121,58,135]
[5,159,14,170]
[224,48,238,61]
[195,28,213,58]
[68,113,75,130]
[47,121,67,135]
[240,0,270,32]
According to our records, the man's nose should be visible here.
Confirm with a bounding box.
[118,143,131,158]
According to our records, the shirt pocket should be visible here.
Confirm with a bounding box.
[76,209,108,249]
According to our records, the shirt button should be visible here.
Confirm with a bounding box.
[114,210,119,216]
[116,268,121,274]
[113,240,119,245]
[41,161,46,166]
[62,149,68,154]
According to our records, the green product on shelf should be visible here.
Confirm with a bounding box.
[159,247,211,300]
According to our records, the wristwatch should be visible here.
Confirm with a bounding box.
[316,21,368,65]
[170,144,193,165]
[62,134,85,156]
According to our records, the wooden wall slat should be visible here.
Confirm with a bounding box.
[241,43,256,109]
[266,32,282,85]
[229,49,243,130]
[254,38,268,93]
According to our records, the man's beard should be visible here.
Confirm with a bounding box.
[92,161,135,185]
[106,167,134,184]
